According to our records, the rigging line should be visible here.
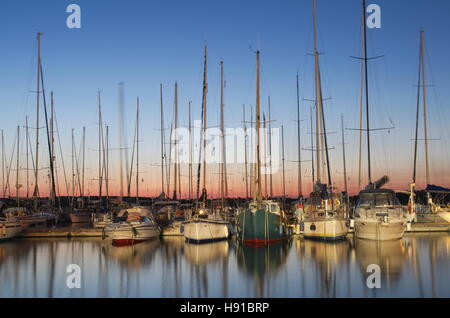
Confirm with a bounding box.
[3,131,18,197]
[39,62,57,202]
[53,103,70,197]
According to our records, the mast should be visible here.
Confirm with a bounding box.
[173,83,178,200]
[268,97,273,198]
[188,101,193,201]
[81,126,85,208]
[105,125,109,205]
[49,92,55,203]
[296,74,303,198]
[282,125,286,201]
[341,115,348,198]
[202,47,208,197]
[98,91,103,203]
[26,117,29,198]
[159,84,165,196]
[196,45,208,202]
[310,105,315,185]
[243,105,249,199]
[362,0,372,184]
[136,97,140,204]
[71,128,75,208]
[263,113,268,198]
[421,32,430,186]
[33,32,42,206]
[255,50,262,203]
[313,0,332,188]
[16,126,20,207]
[249,107,253,198]
[220,61,228,202]
[313,0,321,183]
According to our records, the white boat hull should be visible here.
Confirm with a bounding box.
[0,221,24,241]
[303,219,348,241]
[354,218,406,241]
[183,219,229,243]
[106,223,160,245]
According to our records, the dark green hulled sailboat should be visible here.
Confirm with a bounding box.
[236,50,289,246]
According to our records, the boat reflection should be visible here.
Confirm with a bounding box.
[295,238,351,297]
[101,239,160,270]
[353,237,408,288]
[236,240,291,297]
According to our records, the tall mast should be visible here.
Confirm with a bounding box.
[268,97,273,198]
[202,47,208,196]
[310,105,315,186]
[255,50,262,203]
[25,117,29,198]
[188,101,193,200]
[421,32,430,186]
[136,97,140,204]
[313,0,332,187]
[313,0,321,183]
[16,126,20,207]
[173,83,178,200]
[243,105,249,199]
[220,61,228,200]
[249,107,253,198]
[98,91,103,202]
[71,128,75,207]
[33,32,42,205]
[105,125,109,205]
[412,31,430,191]
[82,126,85,208]
[49,92,55,203]
[1,130,4,197]
[341,115,348,197]
[263,113,268,198]
[281,125,286,200]
[159,84,165,196]
[362,0,372,184]
[358,7,365,190]
[196,45,208,201]
[296,74,303,198]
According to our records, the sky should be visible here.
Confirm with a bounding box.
[0,0,449,198]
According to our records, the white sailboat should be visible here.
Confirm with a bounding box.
[0,216,25,241]
[353,0,406,240]
[182,46,230,244]
[302,0,348,241]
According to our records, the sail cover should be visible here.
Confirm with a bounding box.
[426,184,450,193]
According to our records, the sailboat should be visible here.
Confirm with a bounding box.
[0,214,24,241]
[182,46,230,244]
[302,0,348,241]
[236,49,289,246]
[353,0,407,240]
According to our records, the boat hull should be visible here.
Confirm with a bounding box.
[107,223,160,246]
[162,220,184,236]
[183,219,229,243]
[0,221,24,241]
[303,219,348,241]
[354,218,406,241]
[70,213,92,223]
[236,209,288,246]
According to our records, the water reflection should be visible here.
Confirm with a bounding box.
[296,239,351,297]
[236,241,291,297]
[0,234,449,297]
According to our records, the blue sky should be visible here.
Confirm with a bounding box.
[0,0,449,196]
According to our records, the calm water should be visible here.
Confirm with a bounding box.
[1,234,450,298]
